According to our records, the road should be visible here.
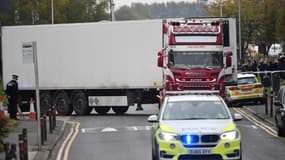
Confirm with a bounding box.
[63,104,285,160]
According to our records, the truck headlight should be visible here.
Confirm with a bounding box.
[159,132,177,141]
[220,130,239,140]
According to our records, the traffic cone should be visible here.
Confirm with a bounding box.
[0,96,5,117]
[29,98,36,120]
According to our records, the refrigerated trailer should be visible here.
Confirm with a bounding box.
[1,20,163,115]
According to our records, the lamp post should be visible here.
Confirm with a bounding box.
[220,0,223,17]
[110,0,115,21]
[51,0,54,24]
[238,0,242,60]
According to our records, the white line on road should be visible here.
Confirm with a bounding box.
[251,125,257,129]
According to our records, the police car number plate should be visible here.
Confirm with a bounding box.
[188,148,211,155]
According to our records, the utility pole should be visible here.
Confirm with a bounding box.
[110,0,115,21]
[220,0,223,17]
[238,0,242,60]
[51,0,54,24]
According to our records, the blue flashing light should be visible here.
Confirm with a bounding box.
[181,134,199,144]
[186,134,191,144]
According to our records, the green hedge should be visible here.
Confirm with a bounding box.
[0,117,18,152]
[0,80,8,106]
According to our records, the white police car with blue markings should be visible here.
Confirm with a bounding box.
[148,93,242,160]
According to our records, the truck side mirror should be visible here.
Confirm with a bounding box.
[157,51,163,67]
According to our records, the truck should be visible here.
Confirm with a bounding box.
[157,17,238,98]
[1,20,163,115]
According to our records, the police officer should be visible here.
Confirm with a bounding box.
[5,75,19,120]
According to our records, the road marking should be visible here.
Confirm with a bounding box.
[81,125,151,133]
[63,121,80,160]
[251,125,257,129]
[56,122,74,160]
[101,127,118,132]
[233,108,277,136]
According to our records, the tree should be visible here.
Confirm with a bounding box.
[207,0,285,57]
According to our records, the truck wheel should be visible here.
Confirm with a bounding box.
[55,92,73,115]
[112,106,129,114]
[72,91,91,115]
[94,107,110,114]
[40,92,52,115]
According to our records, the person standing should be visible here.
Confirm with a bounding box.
[5,75,19,120]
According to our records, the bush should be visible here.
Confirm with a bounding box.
[0,80,8,106]
[0,117,18,152]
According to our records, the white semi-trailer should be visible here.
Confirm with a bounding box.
[1,20,163,115]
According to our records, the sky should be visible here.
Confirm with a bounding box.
[114,0,201,8]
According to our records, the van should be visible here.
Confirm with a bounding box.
[268,43,283,57]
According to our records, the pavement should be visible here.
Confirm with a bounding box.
[241,97,276,126]
[0,110,70,160]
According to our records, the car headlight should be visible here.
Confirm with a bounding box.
[159,132,177,141]
[220,130,239,140]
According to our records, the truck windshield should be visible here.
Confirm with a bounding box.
[168,51,223,69]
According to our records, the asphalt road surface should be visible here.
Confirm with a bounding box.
[66,104,285,160]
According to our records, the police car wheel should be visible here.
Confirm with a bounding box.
[152,140,160,160]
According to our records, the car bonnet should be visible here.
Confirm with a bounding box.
[160,119,235,135]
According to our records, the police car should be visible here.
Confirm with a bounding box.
[148,92,242,160]
[225,73,264,105]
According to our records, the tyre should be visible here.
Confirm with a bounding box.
[55,91,73,115]
[40,92,52,115]
[239,144,242,160]
[112,106,129,114]
[152,140,160,160]
[94,106,110,114]
[72,91,91,115]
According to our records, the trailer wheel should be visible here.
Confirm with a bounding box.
[40,92,52,115]
[72,91,91,115]
[94,107,110,114]
[112,106,129,114]
[55,92,73,115]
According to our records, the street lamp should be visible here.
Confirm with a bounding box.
[110,0,115,21]
[220,0,223,17]
[51,0,54,24]
[238,0,242,60]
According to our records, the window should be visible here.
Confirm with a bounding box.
[163,100,229,120]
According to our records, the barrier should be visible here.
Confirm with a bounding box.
[29,98,36,120]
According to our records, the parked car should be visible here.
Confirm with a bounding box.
[225,73,264,106]
[148,93,242,160]
[274,86,285,137]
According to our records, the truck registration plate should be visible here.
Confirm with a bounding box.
[188,148,211,155]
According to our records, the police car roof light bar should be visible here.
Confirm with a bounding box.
[166,90,220,95]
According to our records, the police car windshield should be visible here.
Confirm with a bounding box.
[238,77,257,85]
[162,100,230,120]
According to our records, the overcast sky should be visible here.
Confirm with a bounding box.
[114,0,198,8]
